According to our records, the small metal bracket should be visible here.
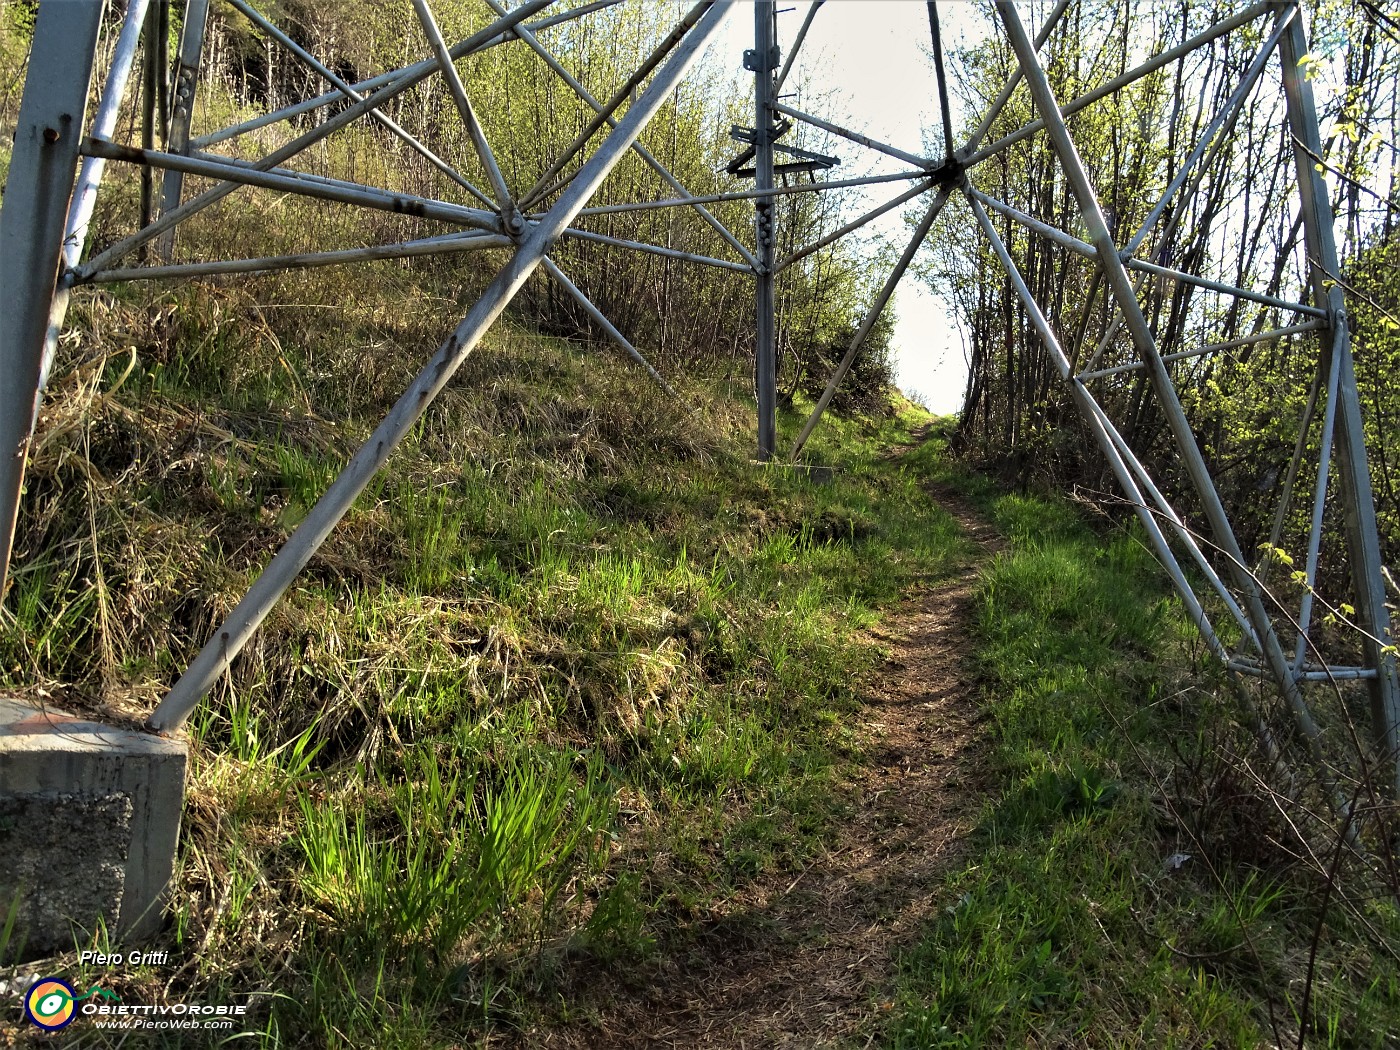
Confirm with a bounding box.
[729,118,792,147]
[743,45,781,73]
[727,120,837,177]
[730,159,838,178]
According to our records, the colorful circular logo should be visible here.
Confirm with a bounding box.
[24,977,78,1030]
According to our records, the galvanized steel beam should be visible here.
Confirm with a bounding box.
[775,178,936,274]
[35,0,151,464]
[557,227,752,272]
[190,3,582,150]
[1123,5,1295,258]
[147,0,735,731]
[1077,320,1329,382]
[773,0,823,96]
[0,1,105,598]
[572,169,933,218]
[965,2,1275,169]
[965,190,1234,662]
[966,0,1071,153]
[519,2,713,212]
[772,102,931,170]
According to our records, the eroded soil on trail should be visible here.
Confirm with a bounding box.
[529,486,1002,1049]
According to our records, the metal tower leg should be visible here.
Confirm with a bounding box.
[1278,8,1400,785]
[0,1,105,597]
[995,0,1320,747]
[753,0,778,460]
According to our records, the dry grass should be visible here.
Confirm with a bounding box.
[0,253,965,1047]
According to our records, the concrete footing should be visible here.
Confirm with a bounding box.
[0,698,186,960]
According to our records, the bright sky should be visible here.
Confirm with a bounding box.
[711,1,986,415]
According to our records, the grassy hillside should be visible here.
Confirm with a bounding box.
[3,264,1398,1047]
[2,264,968,1044]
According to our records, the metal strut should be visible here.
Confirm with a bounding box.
[146,0,737,730]
[752,0,779,460]
[157,0,211,260]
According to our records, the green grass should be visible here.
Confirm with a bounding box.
[9,268,1396,1049]
[884,482,1400,1049]
[1,268,968,1045]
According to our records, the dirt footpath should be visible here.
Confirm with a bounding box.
[530,486,1002,1049]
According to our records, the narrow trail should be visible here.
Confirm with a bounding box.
[534,468,1004,1049]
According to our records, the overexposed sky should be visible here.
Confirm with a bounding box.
[710,1,984,414]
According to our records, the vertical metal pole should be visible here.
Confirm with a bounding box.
[0,1,105,598]
[1278,7,1400,783]
[140,1,163,239]
[147,0,735,731]
[158,0,212,259]
[753,0,778,460]
[995,1,1312,726]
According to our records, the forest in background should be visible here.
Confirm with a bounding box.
[922,0,1400,598]
[25,0,902,413]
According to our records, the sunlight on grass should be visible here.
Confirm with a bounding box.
[885,489,1400,1049]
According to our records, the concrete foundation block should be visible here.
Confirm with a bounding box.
[0,698,186,960]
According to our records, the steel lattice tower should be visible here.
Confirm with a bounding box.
[0,0,1394,802]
